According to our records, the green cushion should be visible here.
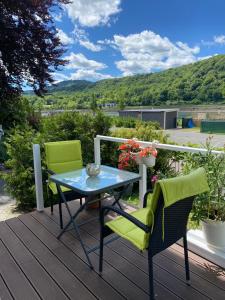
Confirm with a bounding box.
[106,208,153,250]
[152,167,209,208]
[106,167,209,251]
[48,182,71,195]
[44,140,83,195]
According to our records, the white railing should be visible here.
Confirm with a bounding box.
[33,135,223,210]
[33,136,225,268]
[94,135,223,207]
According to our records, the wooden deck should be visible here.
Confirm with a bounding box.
[0,199,225,300]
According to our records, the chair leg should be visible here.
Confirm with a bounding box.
[183,234,190,285]
[99,212,104,274]
[148,250,155,300]
[50,200,53,215]
[59,197,63,229]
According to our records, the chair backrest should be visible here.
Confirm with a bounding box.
[149,193,194,256]
[147,167,209,256]
[44,140,83,174]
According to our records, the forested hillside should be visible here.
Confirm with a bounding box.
[27,55,225,109]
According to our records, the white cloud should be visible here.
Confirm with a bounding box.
[56,29,73,45]
[108,30,200,75]
[79,39,103,52]
[54,13,63,22]
[73,25,103,52]
[65,0,122,27]
[70,69,112,81]
[53,73,70,83]
[214,35,225,45]
[62,52,112,81]
[202,35,225,47]
[64,52,106,70]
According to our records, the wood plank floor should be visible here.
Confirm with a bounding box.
[0,199,224,300]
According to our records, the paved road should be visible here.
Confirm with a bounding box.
[165,129,225,148]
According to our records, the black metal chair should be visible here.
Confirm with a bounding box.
[45,140,87,229]
[99,168,209,300]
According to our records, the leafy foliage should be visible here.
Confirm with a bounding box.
[0,0,69,126]
[2,125,43,210]
[27,55,225,109]
[2,112,111,209]
[183,137,225,223]
[42,111,111,164]
[110,116,160,129]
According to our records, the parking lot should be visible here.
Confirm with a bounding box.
[165,128,225,148]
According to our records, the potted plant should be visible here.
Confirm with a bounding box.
[118,139,142,168]
[183,137,225,250]
[118,139,158,167]
[139,146,158,167]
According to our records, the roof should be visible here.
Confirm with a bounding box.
[119,109,179,113]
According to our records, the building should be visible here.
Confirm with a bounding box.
[119,109,178,129]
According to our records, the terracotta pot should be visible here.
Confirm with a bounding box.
[202,219,225,250]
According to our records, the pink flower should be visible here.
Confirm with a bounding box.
[151,175,158,183]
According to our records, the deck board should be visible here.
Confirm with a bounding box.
[0,272,13,300]
[0,237,40,300]
[0,199,224,300]
[0,221,68,300]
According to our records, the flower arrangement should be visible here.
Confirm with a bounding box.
[118,139,140,170]
[118,139,158,169]
[118,139,140,153]
[139,146,158,158]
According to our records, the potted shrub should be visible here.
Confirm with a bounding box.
[183,137,225,250]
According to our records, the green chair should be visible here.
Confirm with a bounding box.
[45,140,85,229]
[99,167,209,300]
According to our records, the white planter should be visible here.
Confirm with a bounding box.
[202,219,225,250]
[142,156,156,167]
[131,152,142,165]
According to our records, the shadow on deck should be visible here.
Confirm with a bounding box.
[0,199,224,300]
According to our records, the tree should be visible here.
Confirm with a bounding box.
[0,0,69,126]
[90,95,98,114]
[118,99,126,110]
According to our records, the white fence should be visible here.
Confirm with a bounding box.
[32,135,225,267]
[94,135,223,207]
[33,135,223,210]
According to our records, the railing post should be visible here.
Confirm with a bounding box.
[94,137,101,165]
[139,163,147,207]
[33,144,44,212]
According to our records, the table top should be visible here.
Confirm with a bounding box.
[50,165,141,195]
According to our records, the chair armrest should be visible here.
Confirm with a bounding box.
[143,188,153,208]
[101,205,151,233]
[46,169,56,176]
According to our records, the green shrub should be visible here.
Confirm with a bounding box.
[110,116,161,130]
[0,97,41,131]
[41,111,111,164]
[2,125,43,210]
[102,122,177,191]
[183,138,225,223]
[3,111,111,210]
[0,137,8,163]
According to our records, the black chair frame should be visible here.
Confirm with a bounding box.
[47,169,86,229]
[99,189,194,300]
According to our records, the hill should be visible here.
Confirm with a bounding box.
[27,55,225,109]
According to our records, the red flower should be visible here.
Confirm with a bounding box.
[139,147,157,158]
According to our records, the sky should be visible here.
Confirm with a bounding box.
[52,0,225,82]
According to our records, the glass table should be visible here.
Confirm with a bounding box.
[50,165,141,268]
